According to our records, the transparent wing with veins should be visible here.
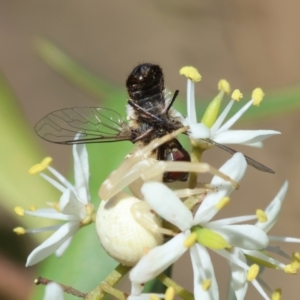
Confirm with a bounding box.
[205,138,275,174]
[35,107,132,144]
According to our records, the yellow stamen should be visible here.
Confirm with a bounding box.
[271,289,281,300]
[29,157,53,174]
[218,79,231,95]
[29,205,36,211]
[201,279,212,291]
[256,209,267,223]
[179,66,202,82]
[13,227,26,235]
[284,264,297,274]
[215,197,230,210]
[165,287,176,300]
[247,264,259,281]
[150,295,160,300]
[252,88,264,106]
[184,232,197,247]
[14,206,25,216]
[231,89,243,101]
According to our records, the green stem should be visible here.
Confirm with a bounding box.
[188,145,203,189]
[85,264,131,300]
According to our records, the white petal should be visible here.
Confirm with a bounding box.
[214,225,269,250]
[129,232,188,284]
[243,141,263,147]
[188,123,210,139]
[59,189,85,219]
[141,182,193,231]
[213,130,280,145]
[73,144,90,203]
[26,222,79,266]
[256,181,288,232]
[255,199,281,232]
[43,282,64,300]
[195,153,247,223]
[190,244,218,300]
[55,236,73,257]
[229,248,248,300]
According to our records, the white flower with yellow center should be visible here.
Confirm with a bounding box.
[179,66,280,147]
[129,153,273,300]
[227,181,300,300]
[13,144,94,266]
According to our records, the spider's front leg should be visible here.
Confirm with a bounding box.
[99,127,189,201]
[141,161,240,189]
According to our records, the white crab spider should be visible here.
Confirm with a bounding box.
[96,127,239,266]
[99,126,238,202]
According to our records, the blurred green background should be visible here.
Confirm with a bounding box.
[1,1,300,299]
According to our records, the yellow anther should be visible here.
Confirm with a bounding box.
[247,264,259,281]
[29,157,52,175]
[218,79,231,94]
[256,209,267,223]
[184,232,197,247]
[292,252,300,270]
[13,227,26,235]
[29,205,36,211]
[14,206,25,216]
[231,89,243,101]
[85,203,95,215]
[271,289,281,300]
[150,295,160,300]
[201,279,212,291]
[284,264,297,274]
[41,156,53,167]
[252,88,264,106]
[215,197,230,210]
[179,66,202,82]
[165,287,176,300]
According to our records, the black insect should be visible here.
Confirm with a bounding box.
[35,63,274,183]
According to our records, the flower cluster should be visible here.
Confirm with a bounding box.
[15,66,300,300]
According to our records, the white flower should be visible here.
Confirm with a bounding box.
[43,282,64,300]
[130,153,273,300]
[180,66,280,147]
[227,180,300,300]
[14,144,94,266]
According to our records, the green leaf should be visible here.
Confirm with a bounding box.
[0,72,59,241]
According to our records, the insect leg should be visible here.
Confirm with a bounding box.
[127,99,163,123]
[132,127,154,143]
[163,90,179,114]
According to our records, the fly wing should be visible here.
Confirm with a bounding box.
[205,138,275,174]
[35,107,132,144]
